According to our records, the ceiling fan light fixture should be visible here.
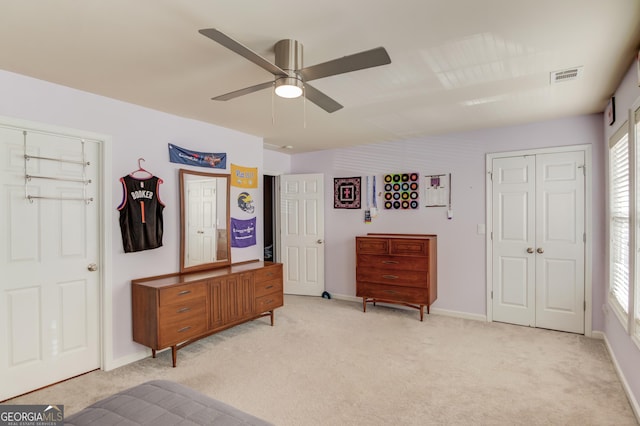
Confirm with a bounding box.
[275,77,303,98]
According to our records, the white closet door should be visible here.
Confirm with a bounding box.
[491,151,585,334]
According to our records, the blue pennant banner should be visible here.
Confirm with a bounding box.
[168,143,226,169]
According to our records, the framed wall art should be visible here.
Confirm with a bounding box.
[334,177,361,209]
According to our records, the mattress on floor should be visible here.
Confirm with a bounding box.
[64,380,273,426]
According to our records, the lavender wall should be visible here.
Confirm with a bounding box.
[0,69,265,365]
[292,114,605,325]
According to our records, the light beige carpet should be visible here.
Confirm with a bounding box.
[4,295,638,425]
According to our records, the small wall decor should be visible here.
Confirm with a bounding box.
[230,217,256,248]
[231,163,258,188]
[334,176,361,209]
[237,191,255,214]
[168,143,226,169]
[425,173,450,207]
[605,97,615,126]
[383,173,419,210]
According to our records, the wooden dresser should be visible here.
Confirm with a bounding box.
[132,260,283,367]
[356,234,437,321]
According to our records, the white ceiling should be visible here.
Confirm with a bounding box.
[0,1,639,153]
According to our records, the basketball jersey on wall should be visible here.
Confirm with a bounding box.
[117,175,165,253]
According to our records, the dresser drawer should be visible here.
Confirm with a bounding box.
[389,239,428,256]
[158,301,207,346]
[356,268,428,288]
[356,238,389,254]
[256,292,283,313]
[255,278,282,298]
[254,265,282,283]
[159,298,207,324]
[357,254,427,271]
[159,282,206,305]
[358,283,428,304]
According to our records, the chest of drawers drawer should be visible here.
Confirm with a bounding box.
[256,292,283,313]
[357,254,428,271]
[358,282,428,304]
[254,264,282,283]
[356,268,428,288]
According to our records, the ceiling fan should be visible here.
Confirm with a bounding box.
[199,28,391,113]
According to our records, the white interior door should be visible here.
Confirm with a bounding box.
[280,174,325,296]
[534,152,585,333]
[492,156,536,327]
[491,151,585,333]
[0,127,101,400]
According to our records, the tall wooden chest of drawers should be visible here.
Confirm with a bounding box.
[132,260,283,367]
[356,234,437,321]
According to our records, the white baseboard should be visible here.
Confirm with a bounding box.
[329,293,487,322]
[602,334,640,423]
[105,348,150,371]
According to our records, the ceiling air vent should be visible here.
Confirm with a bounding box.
[550,67,583,84]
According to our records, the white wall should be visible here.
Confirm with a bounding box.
[603,61,640,415]
[292,114,605,325]
[0,69,267,365]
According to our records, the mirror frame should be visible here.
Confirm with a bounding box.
[179,168,232,273]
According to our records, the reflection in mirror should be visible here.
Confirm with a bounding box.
[180,169,231,273]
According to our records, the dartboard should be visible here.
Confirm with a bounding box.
[383,173,419,210]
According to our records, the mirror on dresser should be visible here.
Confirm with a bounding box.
[179,168,231,273]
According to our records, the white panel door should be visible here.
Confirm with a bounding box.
[492,156,536,327]
[280,174,325,296]
[535,151,585,333]
[491,151,585,334]
[0,127,100,400]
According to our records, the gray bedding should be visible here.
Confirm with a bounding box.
[64,380,273,425]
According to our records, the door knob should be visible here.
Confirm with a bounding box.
[317,239,324,244]
[526,247,534,253]
[87,263,98,272]
[537,247,544,254]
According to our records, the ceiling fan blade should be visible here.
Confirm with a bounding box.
[199,28,288,77]
[212,81,274,101]
[304,84,343,113]
[300,47,391,82]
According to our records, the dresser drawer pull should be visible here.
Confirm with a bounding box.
[382,274,399,280]
[265,285,274,290]
[382,261,399,264]
[264,299,274,304]
[385,290,398,294]
[177,326,191,333]
[177,307,191,313]
[178,290,191,295]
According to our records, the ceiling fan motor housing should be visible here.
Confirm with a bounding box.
[275,39,303,78]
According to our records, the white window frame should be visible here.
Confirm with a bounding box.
[609,120,631,330]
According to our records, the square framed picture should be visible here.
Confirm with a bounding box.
[334,177,361,209]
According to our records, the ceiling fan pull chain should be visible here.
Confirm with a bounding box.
[271,82,276,125]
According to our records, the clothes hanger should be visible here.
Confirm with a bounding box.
[130,157,153,178]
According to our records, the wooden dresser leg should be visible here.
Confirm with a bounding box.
[152,349,156,359]
[172,346,177,368]
[420,305,424,322]
[270,310,274,326]
[362,298,367,313]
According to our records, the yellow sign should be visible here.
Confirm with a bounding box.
[231,163,258,188]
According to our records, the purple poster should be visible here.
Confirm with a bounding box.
[231,217,256,248]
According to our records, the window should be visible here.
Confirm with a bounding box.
[609,122,630,328]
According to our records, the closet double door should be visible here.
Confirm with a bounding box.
[491,151,585,334]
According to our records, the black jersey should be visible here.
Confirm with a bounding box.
[117,175,165,253]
